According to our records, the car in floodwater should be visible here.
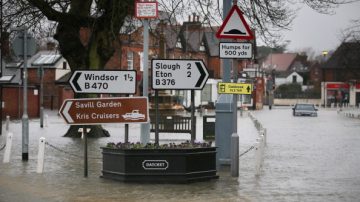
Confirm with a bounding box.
[292,104,318,117]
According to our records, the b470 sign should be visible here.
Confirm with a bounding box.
[69,70,136,94]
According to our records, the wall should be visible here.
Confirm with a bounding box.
[28,68,59,109]
[2,86,40,119]
[274,99,322,106]
[57,86,74,110]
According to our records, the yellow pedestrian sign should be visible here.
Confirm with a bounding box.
[218,82,252,95]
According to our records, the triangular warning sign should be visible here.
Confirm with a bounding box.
[216,5,254,40]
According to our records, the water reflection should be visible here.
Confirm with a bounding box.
[1,109,360,201]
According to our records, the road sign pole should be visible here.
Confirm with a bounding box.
[22,29,29,161]
[231,57,239,177]
[155,90,159,145]
[40,66,44,128]
[141,19,150,144]
[83,126,88,178]
[191,90,195,144]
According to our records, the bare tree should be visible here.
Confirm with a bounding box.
[1,0,358,137]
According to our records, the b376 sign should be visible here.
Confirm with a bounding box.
[151,59,209,90]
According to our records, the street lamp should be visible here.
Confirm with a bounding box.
[11,27,36,161]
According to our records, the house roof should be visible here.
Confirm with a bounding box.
[203,32,220,56]
[28,50,63,68]
[275,71,301,78]
[323,42,360,69]
[262,53,297,72]
[163,26,181,49]
[55,72,71,85]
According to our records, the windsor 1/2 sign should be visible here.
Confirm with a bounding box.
[151,59,209,90]
[69,70,136,94]
[59,97,149,125]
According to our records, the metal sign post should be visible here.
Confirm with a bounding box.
[151,59,209,143]
[216,1,255,177]
[83,126,88,177]
[135,0,158,145]
[12,28,36,161]
[140,19,150,144]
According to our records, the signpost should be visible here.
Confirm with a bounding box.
[216,2,255,177]
[218,82,252,95]
[69,70,136,94]
[219,42,252,59]
[135,1,158,19]
[59,97,149,125]
[151,59,209,90]
[135,1,158,144]
[12,28,36,161]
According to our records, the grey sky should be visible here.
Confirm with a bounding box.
[283,1,360,54]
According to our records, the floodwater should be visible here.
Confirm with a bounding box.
[0,108,360,201]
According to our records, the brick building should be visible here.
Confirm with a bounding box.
[1,50,70,119]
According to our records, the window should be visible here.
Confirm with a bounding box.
[292,75,297,83]
[201,84,211,102]
[176,38,182,48]
[199,41,206,52]
[127,51,134,70]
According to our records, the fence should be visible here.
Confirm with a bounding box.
[248,112,267,176]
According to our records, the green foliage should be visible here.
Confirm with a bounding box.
[274,83,321,99]
[275,83,302,94]
[106,141,213,149]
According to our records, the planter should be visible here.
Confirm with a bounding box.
[101,147,218,183]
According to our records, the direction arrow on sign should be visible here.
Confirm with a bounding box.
[69,70,136,94]
[59,97,149,125]
[216,5,254,40]
[217,82,253,95]
[151,59,209,90]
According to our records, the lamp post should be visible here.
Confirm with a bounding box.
[12,27,36,161]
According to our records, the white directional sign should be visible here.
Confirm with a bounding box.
[69,70,136,94]
[151,59,209,90]
[219,42,252,59]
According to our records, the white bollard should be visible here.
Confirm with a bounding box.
[37,137,46,173]
[255,140,262,176]
[5,116,10,131]
[260,135,265,157]
[261,129,267,146]
[79,128,91,139]
[3,132,13,163]
[44,114,49,127]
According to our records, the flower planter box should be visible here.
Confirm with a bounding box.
[101,147,218,183]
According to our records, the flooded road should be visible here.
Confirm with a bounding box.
[1,108,360,201]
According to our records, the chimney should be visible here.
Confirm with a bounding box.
[197,16,199,22]
[46,42,56,51]
[192,13,196,22]
[0,31,10,58]
[188,15,191,22]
